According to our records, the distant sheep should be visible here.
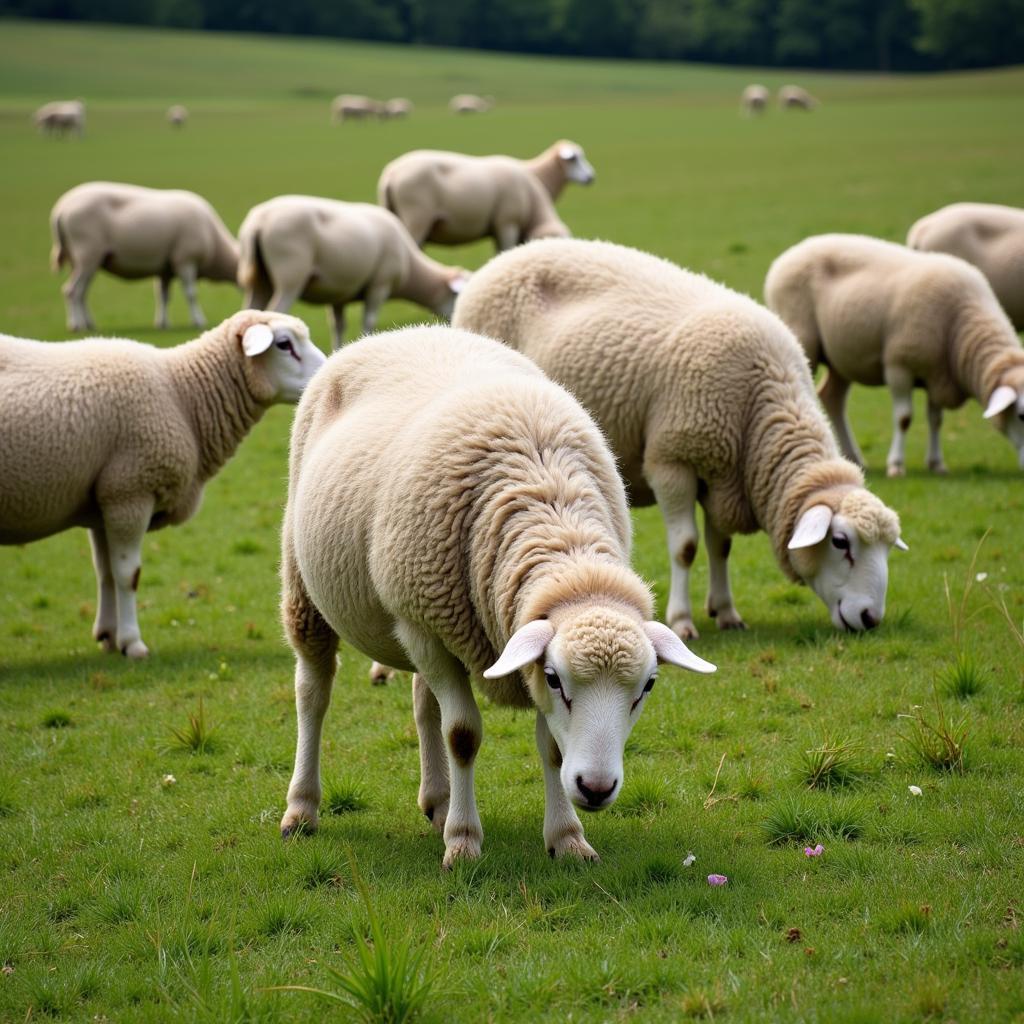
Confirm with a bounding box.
[765,233,1024,474]
[378,140,595,250]
[742,84,769,115]
[779,85,818,110]
[166,104,188,128]
[449,94,492,114]
[0,312,325,658]
[50,181,240,331]
[454,238,906,638]
[279,325,714,866]
[382,98,413,119]
[34,100,85,137]
[331,94,382,121]
[237,195,469,350]
[908,202,1024,329]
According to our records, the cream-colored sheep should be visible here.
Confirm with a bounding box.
[908,202,1024,329]
[166,104,188,127]
[50,182,240,332]
[381,98,413,118]
[237,195,469,351]
[280,326,714,867]
[331,94,382,121]
[454,239,906,639]
[779,85,818,110]
[765,233,1024,474]
[741,84,769,115]
[34,100,85,137]
[449,93,492,114]
[0,312,325,659]
[377,140,594,250]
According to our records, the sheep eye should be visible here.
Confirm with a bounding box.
[545,671,560,690]
[831,534,850,551]
[275,338,294,353]
[643,676,656,694]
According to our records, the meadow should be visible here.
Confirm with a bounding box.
[1,18,1023,1023]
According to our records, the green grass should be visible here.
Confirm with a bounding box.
[1,17,1024,1024]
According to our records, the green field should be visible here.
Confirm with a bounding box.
[2,19,1024,1023]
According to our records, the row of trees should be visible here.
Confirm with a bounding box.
[4,0,1024,70]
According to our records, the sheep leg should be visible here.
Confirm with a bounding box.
[926,398,947,474]
[396,621,483,868]
[413,672,450,833]
[361,285,391,335]
[885,366,915,478]
[176,263,206,329]
[704,516,745,630]
[153,275,171,330]
[328,303,346,352]
[818,370,864,467]
[101,501,153,659]
[536,712,597,861]
[646,460,701,640]
[62,262,97,332]
[268,288,301,314]
[369,660,394,685]
[88,527,117,652]
[495,223,521,251]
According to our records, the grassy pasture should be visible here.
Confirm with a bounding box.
[1,18,1024,1023]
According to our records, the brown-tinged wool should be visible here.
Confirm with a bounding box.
[0,311,301,545]
[452,238,898,582]
[764,233,1024,410]
[283,326,654,709]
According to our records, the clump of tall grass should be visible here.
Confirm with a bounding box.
[897,696,969,773]
[761,795,866,845]
[166,697,216,754]
[796,735,865,790]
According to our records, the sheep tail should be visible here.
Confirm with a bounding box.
[50,213,68,272]
[237,228,262,292]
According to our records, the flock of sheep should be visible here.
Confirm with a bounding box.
[5,96,1024,867]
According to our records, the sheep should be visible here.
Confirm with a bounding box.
[453,238,906,639]
[908,202,1024,329]
[50,181,240,332]
[279,324,714,867]
[779,85,818,110]
[377,140,595,251]
[765,233,1024,474]
[237,195,469,351]
[0,311,325,659]
[33,100,85,137]
[331,94,382,121]
[741,84,769,115]
[166,104,188,128]
[449,93,492,114]
[381,98,413,119]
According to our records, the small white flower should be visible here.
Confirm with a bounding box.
[908,784,922,797]
[683,853,696,867]
[975,572,988,582]
[162,774,177,787]
[885,752,896,759]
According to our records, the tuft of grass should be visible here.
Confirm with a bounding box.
[167,697,217,754]
[796,735,866,790]
[679,985,726,1018]
[254,899,310,939]
[940,650,985,699]
[323,776,369,815]
[897,696,969,773]
[614,771,673,817]
[301,846,346,890]
[95,874,143,925]
[879,901,933,935]
[42,709,72,728]
[761,795,867,845]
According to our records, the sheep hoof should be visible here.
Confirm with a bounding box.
[886,463,906,478]
[442,833,482,869]
[928,460,948,475]
[369,661,394,685]
[120,639,149,659]
[547,833,599,861]
[421,799,449,833]
[94,630,117,653]
[280,808,318,839]
[668,616,699,640]
[717,613,747,631]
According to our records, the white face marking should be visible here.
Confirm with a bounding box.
[1001,394,1024,469]
[250,317,326,403]
[561,146,596,184]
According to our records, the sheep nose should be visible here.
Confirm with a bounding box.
[861,609,879,630]
[576,775,617,808]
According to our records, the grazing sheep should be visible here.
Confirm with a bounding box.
[449,93,492,114]
[741,84,769,115]
[765,233,1024,474]
[377,140,595,250]
[381,98,413,119]
[779,85,818,110]
[237,195,469,350]
[331,94,382,121]
[50,182,240,332]
[166,104,188,128]
[280,326,714,866]
[454,239,906,638]
[0,311,325,659]
[33,100,85,137]
[908,202,1024,329]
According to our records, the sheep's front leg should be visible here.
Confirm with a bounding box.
[704,516,745,630]
[153,275,171,329]
[62,261,97,332]
[361,284,391,335]
[88,527,117,652]
[397,622,482,868]
[885,366,915,478]
[328,303,347,352]
[819,370,864,467]
[413,673,450,833]
[926,397,947,474]
[176,263,206,329]
[536,712,597,861]
[495,223,521,251]
[646,460,701,639]
[101,501,153,658]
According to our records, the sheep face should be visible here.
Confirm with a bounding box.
[983,385,1024,469]
[559,144,596,185]
[240,316,326,404]
[434,271,472,320]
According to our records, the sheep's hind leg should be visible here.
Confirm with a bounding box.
[397,621,482,868]
[646,460,701,639]
[328,303,346,352]
[361,285,391,335]
[704,516,745,630]
[819,370,864,467]
[885,366,915,478]
[176,263,206,329]
[88,527,117,652]
[536,712,597,861]
[154,274,171,329]
[101,499,154,659]
[62,261,98,332]
[413,673,450,833]
[926,397,947,474]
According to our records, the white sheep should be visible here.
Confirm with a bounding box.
[279,325,714,867]
[908,202,1024,329]
[449,93,492,114]
[377,140,595,250]
[331,94,382,121]
[0,311,325,659]
[237,195,469,351]
[765,233,1024,474]
[381,98,413,119]
[741,84,769,115]
[33,100,85,137]
[166,104,188,128]
[454,239,906,638]
[50,181,240,332]
[779,85,818,110]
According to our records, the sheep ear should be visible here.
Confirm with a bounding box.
[983,385,1017,419]
[894,537,909,552]
[558,144,576,160]
[483,620,555,678]
[643,622,716,674]
[242,323,274,356]
[788,504,833,550]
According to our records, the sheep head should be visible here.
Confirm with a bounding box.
[983,366,1024,469]
[233,311,326,404]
